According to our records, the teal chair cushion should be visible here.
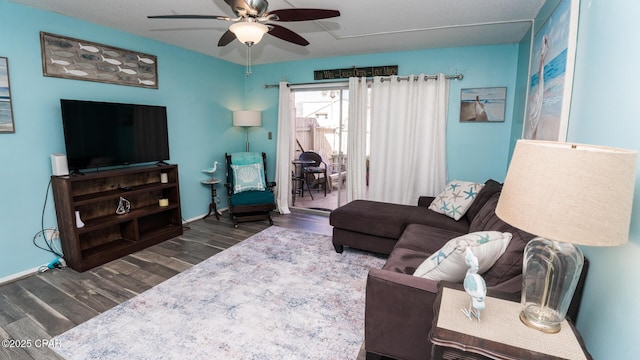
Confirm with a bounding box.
[230,190,275,206]
[229,152,263,165]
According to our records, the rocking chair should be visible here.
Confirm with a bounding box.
[224,152,276,228]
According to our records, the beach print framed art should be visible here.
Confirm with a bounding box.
[524,0,579,141]
[0,57,15,133]
[460,87,506,122]
[40,32,158,89]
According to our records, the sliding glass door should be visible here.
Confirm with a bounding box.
[291,87,350,211]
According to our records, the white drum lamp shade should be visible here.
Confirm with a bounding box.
[233,110,262,151]
[233,110,262,127]
[496,140,637,333]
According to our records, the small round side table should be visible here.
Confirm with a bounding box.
[201,178,221,220]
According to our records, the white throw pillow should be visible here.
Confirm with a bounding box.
[413,231,512,282]
[429,180,485,220]
[231,163,266,193]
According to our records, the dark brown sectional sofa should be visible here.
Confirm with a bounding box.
[329,180,588,360]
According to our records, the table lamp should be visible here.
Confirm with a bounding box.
[233,110,261,151]
[496,140,637,333]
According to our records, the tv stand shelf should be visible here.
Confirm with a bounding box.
[76,203,180,234]
[52,164,183,271]
[73,183,177,205]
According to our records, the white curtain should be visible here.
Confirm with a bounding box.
[368,74,448,205]
[274,81,293,214]
[346,77,369,203]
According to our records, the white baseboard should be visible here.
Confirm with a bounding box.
[183,207,229,224]
[0,266,39,285]
[183,215,203,223]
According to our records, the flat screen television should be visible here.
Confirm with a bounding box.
[60,99,170,171]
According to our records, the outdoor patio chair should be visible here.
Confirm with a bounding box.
[299,151,328,197]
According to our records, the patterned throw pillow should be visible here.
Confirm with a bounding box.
[413,231,512,282]
[428,180,485,220]
[231,163,266,193]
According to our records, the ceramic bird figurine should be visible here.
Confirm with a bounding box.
[461,247,487,321]
[202,161,219,175]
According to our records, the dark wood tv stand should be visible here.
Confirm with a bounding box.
[51,164,183,271]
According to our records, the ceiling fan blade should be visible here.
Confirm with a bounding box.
[148,15,231,20]
[267,24,309,46]
[218,30,237,47]
[267,9,340,22]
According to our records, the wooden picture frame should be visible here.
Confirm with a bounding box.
[0,56,15,133]
[460,87,507,122]
[40,32,158,89]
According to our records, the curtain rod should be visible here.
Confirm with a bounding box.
[264,73,463,88]
[381,74,463,82]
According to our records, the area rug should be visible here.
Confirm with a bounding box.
[53,226,386,359]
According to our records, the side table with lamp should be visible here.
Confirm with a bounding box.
[430,282,592,360]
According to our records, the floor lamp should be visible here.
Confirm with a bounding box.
[496,140,637,333]
[233,110,262,152]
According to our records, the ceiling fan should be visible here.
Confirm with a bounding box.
[148,0,340,48]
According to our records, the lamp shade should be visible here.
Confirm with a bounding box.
[233,110,262,127]
[229,22,268,45]
[496,140,637,247]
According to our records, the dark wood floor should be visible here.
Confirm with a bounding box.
[0,210,353,360]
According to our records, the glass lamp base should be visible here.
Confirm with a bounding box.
[520,237,584,333]
[520,308,561,333]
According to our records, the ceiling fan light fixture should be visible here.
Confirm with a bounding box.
[229,21,268,46]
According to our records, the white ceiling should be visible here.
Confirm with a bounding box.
[9,0,547,65]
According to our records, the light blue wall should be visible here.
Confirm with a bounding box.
[0,0,245,278]
[509,26,533,160]
[566,0,640,358]
[245,44,520,184]
[0,0,521,280]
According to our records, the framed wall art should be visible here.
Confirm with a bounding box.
[40,32,158,89]
[460,87,506,122]
[0,56,15,133]
[524,0,579,140]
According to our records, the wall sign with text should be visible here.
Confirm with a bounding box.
[314,66,398,80]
